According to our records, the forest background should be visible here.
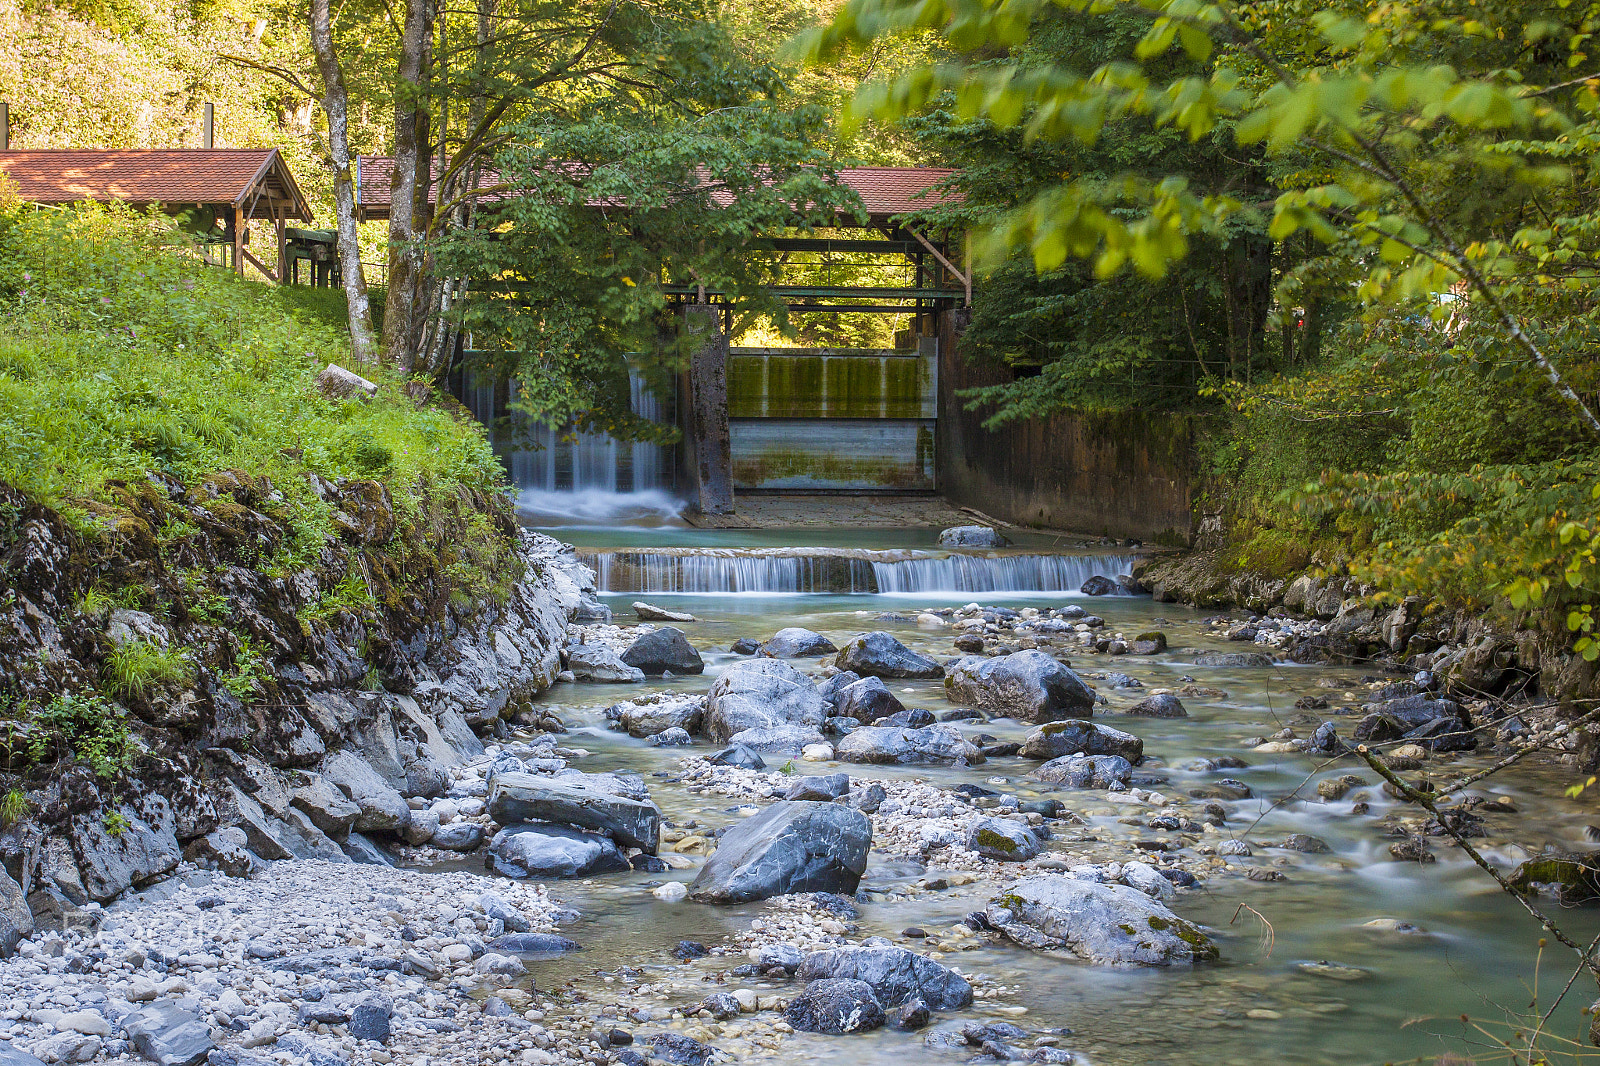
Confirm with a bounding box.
[6,0,1600,661]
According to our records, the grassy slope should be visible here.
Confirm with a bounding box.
[0,201,506,571]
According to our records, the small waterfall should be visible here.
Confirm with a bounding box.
[583,548,1140,595]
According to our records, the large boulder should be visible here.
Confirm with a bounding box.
[937,525,1007,548]
[1080,575,1118,596]
[689,801,871,904]
[488,826,629,879]
[1032,754,1131,789]
[1508,850,1600,903]
[834,725,984,766]
[0,869,32,958]
[319,751,411,833]
[566,644,646,683]
[1020,721,1143,763]
[68,802,182,904]
[1353,695,1474,751]
[966,818,1042,861]
[832,676,906,723]
[621,628,705,676]
[784,979,884,1034]
[944,652,1094,722]
[834,632,943,679]
[985,875,1218,965]
[1124,694,1187,718]
[487,771,660,853]
[123,999,216,1066]
[762,628,838,658]
[703,659,828,749]
[797,945,973,1010]
[606,694,705,739]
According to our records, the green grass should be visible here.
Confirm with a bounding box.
[0,201,504,542]
[102,639,194,699]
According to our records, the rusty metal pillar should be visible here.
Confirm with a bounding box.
[683,303,733,515]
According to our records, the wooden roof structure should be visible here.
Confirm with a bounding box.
[0,148,315,284]
[353,156,957,226]
[0,148,312,222]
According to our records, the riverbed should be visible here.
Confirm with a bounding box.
[510,522,1600,1066]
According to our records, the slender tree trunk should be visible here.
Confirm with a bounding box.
[308,0,377,363]
[384,0,435,369]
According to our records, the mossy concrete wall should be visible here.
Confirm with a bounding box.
[935,310,1196,541]
[729,346,937,491]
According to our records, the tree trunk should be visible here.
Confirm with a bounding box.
[683,304,733,515]
[308,0,377,363]
[383,0,435,369]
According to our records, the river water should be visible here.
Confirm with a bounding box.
[506,522,1600,1066]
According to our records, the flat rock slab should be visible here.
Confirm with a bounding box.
[690,801,871,904]
[633,602,696,622]
[488,771,661,853]
[986,874,1218,965]
[123,999,216,1066]
[489,825,629,879]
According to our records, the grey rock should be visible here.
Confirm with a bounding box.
[835,631,943,679]
[761,628,838,658]
[123,999,215,1066]
[888,997,930,1031]
[1277,833,1332,854]
[937,525,1007,548]
[1080,575,1118,596]
[965,818,1041,861]
[645,1034,713,1066]
[633,602,696,623]
[428,822,484,851]
[797,945,973,1010]
[832,676,906,723]
[708,746,765,770]
[288,773,362,837]
[319,751,411,834]
[180,825,260,877]
[489,825,629,879]
[621,628,705,676]
[689,801,871,904]
[784,774,851,802]
[1020,721,1143,763]
[1194,652,1275,667]
[566,644,646,683]
[0,869,34,958]
[834,725,984,766]
[984,874,1218,965]
[607,695,705,739]
[784,979,885,1034]
[347,997,392,1044]
[1033,754,1132,789]
[1125,694,1188,718]
[0,1044,48,1066]
[272,1034,346,1066]
[489,933,581,956]
[340,832,394,867]
[401,809,439,846]
[703,659,828,746]
[699,992,742,1021]
[487,770,661,853]
[69,804,181,904]
[647,727,692,747]
[944,652,1094,722]
[479,891,531,932]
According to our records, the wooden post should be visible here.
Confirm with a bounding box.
[0,102,8,151]
[203,103,214,149]
[683,303,733,515]
[275,213,287,286]
[232,207,244,276]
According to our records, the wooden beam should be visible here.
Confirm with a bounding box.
[242,246,279,283]
[231,207,244,276]
[906,228,971,305]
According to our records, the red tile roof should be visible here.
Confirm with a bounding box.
[354,156,957,224]
[0,149,312,222]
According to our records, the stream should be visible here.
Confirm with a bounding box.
[499,522,1600,1066]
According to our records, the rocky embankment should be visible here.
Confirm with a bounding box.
[1130,551,1599,715]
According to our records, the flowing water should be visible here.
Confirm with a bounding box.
[494,522,1600,1066]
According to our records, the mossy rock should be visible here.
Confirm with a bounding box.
[1509,851,1600,903]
